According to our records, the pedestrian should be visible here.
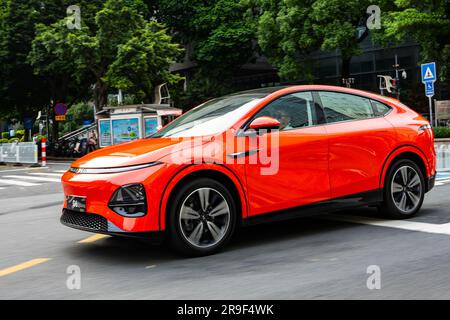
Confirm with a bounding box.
[87,130,98,153]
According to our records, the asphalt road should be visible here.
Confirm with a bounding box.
[1,162,450,299]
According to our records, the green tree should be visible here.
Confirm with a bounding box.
[255,0,381,81]
[153,0,257,107]
[29,0,182,112]
[376,0,450,80]
[0,0,51,120]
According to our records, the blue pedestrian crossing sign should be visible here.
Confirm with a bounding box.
[425,81,434,97]
[421,62,436,83]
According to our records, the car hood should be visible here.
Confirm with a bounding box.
[71,137,201,168]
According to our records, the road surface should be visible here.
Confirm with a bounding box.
[1,162,450,299]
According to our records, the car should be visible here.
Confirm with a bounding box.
[61,85,436,256]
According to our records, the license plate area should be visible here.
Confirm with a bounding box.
[66,196,87,212]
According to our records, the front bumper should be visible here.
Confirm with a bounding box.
[61,209,163,242]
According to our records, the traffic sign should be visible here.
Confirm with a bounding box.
[55,115,66,121]
[54,103,68,116]
[425,81,434,97]
[421,62,436,83]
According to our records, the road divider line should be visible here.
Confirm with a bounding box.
[0,258,51,277]
[0,178,40,186]
[78,234,110,243]
[4,175,61,183]
[323,214,450,235]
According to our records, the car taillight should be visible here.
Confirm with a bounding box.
[108,184,147,217]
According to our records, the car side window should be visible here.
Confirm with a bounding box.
[371,100,391,116]
[319,91,375,124]
[253,92,322,131]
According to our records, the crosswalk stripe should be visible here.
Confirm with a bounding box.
[53,170,68,173]
[0,178,40,186]
[3,175,61,183]
[29,173,63,177]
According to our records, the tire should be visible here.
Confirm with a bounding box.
[380,159,425,219]
[167,177,237,256]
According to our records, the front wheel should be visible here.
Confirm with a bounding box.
[167,178,237,256]
[380,159,425,219]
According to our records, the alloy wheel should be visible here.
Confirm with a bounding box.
[391,165,423,214]
[179,187,231,248]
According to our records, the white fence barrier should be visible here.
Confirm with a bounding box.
[436,143,450,172]
[0,142,38,164]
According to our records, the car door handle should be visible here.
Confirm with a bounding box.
[227,149,260,158]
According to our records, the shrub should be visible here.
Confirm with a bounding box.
[8,138,19,143]
[15,129,25,139]
[434,126,450,139]
[0,138,8,144]
[1,132,9,139]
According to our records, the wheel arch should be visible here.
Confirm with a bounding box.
[380,146,429,191]
[158,164,247,231]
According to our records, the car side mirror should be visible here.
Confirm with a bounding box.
[248,116,280,131]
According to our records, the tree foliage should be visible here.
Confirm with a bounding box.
[29,0,183,110]
[255,0,381,81]
[153,0,257,107]
[375,0,450,80]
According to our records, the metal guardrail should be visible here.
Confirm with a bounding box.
[0,142,38,164]
[436,143,450,172]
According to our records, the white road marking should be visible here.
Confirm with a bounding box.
[0,178,40,186]
[436,178,450,186]
[324,214,450,236]
[3,175,61,183]
[29,172,63,177]
[0,167,46,173]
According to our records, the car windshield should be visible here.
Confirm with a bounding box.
[151,93,265,138]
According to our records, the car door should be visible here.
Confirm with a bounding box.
[243,91,331,216]
[317,91,397,199]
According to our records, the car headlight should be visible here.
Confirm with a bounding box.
[108,184,147,217]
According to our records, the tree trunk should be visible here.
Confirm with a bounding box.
[94,80,108,111]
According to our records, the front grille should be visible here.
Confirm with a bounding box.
[61,209,107,232]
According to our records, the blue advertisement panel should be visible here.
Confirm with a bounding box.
[112,118,140,144]
[145,117,159,137]
[99,120,112,147]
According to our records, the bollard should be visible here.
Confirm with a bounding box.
[41,137,47,167]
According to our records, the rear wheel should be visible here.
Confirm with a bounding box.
[167,178,237,256]
[381,159,425,219]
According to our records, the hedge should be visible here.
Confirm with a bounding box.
[434,126,450,139]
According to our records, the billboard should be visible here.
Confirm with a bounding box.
[112,118,140,144]
[99,119,112,147]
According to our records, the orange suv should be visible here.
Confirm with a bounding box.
[61,85,436,255]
